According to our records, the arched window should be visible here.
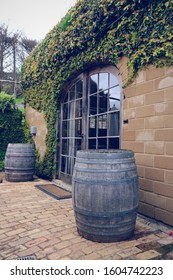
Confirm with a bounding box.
[58,66,122,182]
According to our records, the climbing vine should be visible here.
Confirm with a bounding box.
[21,0,173,179]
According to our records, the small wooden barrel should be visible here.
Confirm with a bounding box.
[72,149,139,242]
[5,144,35,182]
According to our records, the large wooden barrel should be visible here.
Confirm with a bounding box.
[72,149,139,242]
[5,144,35,182]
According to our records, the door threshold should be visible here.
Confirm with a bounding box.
[53,179,72,192]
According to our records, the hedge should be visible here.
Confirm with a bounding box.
[0,92,32,171]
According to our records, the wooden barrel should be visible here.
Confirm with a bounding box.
[72,149,139,242]
[5,144,35,182]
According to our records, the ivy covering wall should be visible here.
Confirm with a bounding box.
[21,0,173,179]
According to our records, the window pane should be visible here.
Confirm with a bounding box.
[89,94,97,115]
[63,103,68,120]
[64,92,68,102]
[98,115,107,136]
[75,119,82,137]
[75,139,82,155]
[109,98,120,111]
[110,86,120,99]
[62,121,68,137]
[76,99,82,117]
[109,138,119,149]
[98,138,107,149]
[69,138,75,157]
[76,80,83,98]
[68,157,75,175]
[89,116,96,137]
[90,74,98,94]
[99,90,108,113]
[110,74,119,87]
[99,73,108,91]
[69,85,75,100]
[69,120,75,138]
[62,139,68,155]
[68,100,75,119]
[108,112,119,136]
[89,139,96,149]
[109,87,120,111]
[61,156,67,173]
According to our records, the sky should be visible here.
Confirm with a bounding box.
[0,0,78,41]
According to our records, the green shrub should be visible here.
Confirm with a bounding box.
[0,151,5,171]
[0,92,32,171]
[0,91,15,112]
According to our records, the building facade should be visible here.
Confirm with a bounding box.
[22,0,173,226]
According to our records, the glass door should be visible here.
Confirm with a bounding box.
[59,78,84,182]
[58,66,122,183]
[88,70,121,150]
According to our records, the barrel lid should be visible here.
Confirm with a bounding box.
[7,143,34,148]
[76,149,134,159]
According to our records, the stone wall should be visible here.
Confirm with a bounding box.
[120,60,173,226]
[25,104,48,160]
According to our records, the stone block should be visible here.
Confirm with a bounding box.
[155,208,173,226]
[145,142,164,155]
[155,75,173,90]
[137,166,145,178]
[128,142,144,153]
[145,167,164,182]
[123,130,136,141]
[145,90,164,105]
[128,118,145,130]
[128,95,144,108]
[145,116,164,129]
[146,66,165,81]
[166,198,173,212]
[154,101,173,116]
[154,155,173,170]
[165,170,173,184]
[124,86,136,98]
[139,178,153,192]
[155,129,173,141]
[166,143,173,155]
[165,87,173,101]
[153,181,173,198]
[138,202,155,218]
[136,81,154,95]
[136,105,154,118]
[145,192,166,209]
[136,130,154,141]
[123,108,136,119]
[135,153,154,167]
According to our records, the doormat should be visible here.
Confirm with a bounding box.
[35,184,72,200]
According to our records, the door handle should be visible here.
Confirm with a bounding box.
[78,134,84,142]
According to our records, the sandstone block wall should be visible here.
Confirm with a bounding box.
[120,62,173,226]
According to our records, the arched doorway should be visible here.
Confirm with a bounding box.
[57,65,123,183]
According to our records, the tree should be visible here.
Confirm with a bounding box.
[0,24,12,91]
[0,23,38,96]
[20,37,38,54]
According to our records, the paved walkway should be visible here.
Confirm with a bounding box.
[0,174,173,260]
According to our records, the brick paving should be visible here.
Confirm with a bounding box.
[0,174,173,260]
